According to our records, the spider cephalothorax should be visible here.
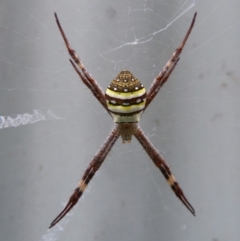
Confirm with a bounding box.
[49,12,197,228]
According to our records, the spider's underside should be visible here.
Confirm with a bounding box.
[49,12,197,228]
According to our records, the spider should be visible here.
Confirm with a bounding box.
[49,12,197,228]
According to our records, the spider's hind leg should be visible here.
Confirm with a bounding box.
[54,13,108,112]
[145,12,197,110]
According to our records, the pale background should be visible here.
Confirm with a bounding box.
[0,0,240,241]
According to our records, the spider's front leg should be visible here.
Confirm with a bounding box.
[49,127,120,228]
[134,127,195,216]
[145,12,197,110]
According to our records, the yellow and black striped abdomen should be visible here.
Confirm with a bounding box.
[105,70,146,123]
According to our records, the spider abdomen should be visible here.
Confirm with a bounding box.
[105,70,146,123]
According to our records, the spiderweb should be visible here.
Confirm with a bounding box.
[1,1,240,241]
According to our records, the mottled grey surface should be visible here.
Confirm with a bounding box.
[0,1,240,241]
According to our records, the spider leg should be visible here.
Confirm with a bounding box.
[49,126,120,228]
[145,12,197,110]
[134,127,195,216]
[54,13,108,112]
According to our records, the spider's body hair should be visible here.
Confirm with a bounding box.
[105,70,146,123]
